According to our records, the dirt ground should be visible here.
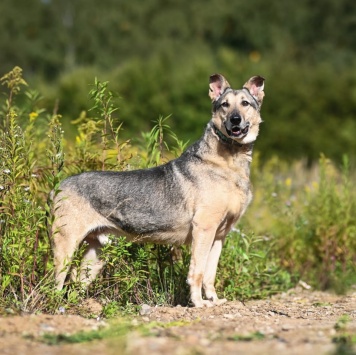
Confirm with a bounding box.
[0,286,355,355]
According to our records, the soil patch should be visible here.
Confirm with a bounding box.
[0,287,355,354]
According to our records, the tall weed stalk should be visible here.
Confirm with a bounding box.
[0,68,48,309]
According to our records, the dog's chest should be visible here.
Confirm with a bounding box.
[199,168,251,217]
[229,155,252,212]
[213,180,252,238]
[227,177,252,216]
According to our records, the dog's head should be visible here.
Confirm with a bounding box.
[209,74,265,144]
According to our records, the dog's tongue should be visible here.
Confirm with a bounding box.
[232,127,241,134]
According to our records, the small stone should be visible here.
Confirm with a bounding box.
[58,306,65,314]
[299,280,312,290]
[40,324,55,332]
[223,313,234,319]
[139,304,151,316]
[281,324,294,331]
[261,326,275,335]
[200,338,211,346]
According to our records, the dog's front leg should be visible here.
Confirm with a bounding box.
[187,221,217,307]
[203,238,227,305]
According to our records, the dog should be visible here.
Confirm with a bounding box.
[51,73,265,307]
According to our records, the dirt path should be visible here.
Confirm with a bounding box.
[0,287,355,355]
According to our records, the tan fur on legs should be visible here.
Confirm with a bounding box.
[203,238,227,305]
[52,191,115,290]
[53,232,77,290]
[187,211,220,307]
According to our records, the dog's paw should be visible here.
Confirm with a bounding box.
[213,298,227,306]
[191,298,227,307]
[193,299,215,308]
[205,291,228,306]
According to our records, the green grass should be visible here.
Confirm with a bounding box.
[0,66,355,315]
[228,331,265,342]
[40,318,195,345]
[332,315,356,355]
[41,320,130,345]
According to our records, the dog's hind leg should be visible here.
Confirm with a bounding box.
[52,189,112,290]
[203,238,227,305]
[71,234,108,287]
[53,231,78,290]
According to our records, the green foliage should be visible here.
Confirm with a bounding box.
[68,78,131,172]
[40,318,194,346]
[0,68,64,311]
[2,0,356,77]
[334,315,352,331]
[41,318,131,345]
[142,115,189,167]
[228,331,265,342]
[90,240,190,307]
[0,67,355,316]
[217,230,293,300]
[36,54,356,164]
[0,66,28,116]
[300,156,356,291]
[244,154,356,293]
[332,315,356,355]
[2,1,356,162]
[88,78,122,170]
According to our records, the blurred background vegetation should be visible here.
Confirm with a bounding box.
[1,0,356,163]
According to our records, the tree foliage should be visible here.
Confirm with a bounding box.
[1,0,356,162]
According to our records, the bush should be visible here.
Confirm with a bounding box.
[244,154,356,293]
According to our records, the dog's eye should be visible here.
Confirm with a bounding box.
[241,100,250,107]
[221,101,230,108]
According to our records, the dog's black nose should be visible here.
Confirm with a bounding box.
[230,115,241,125]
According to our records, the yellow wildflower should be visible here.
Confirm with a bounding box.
[29,112,38,122]
[76,132,86,145]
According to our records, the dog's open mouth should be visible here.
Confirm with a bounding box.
[225,123,250,138]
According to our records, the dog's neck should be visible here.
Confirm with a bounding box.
[200,122,254,179]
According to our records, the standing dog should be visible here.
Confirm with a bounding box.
[51,74,265,307]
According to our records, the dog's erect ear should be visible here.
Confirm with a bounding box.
[243,76,265,106]
[209,74,231,102]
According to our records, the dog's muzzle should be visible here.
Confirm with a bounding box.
[224,114,250,138]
